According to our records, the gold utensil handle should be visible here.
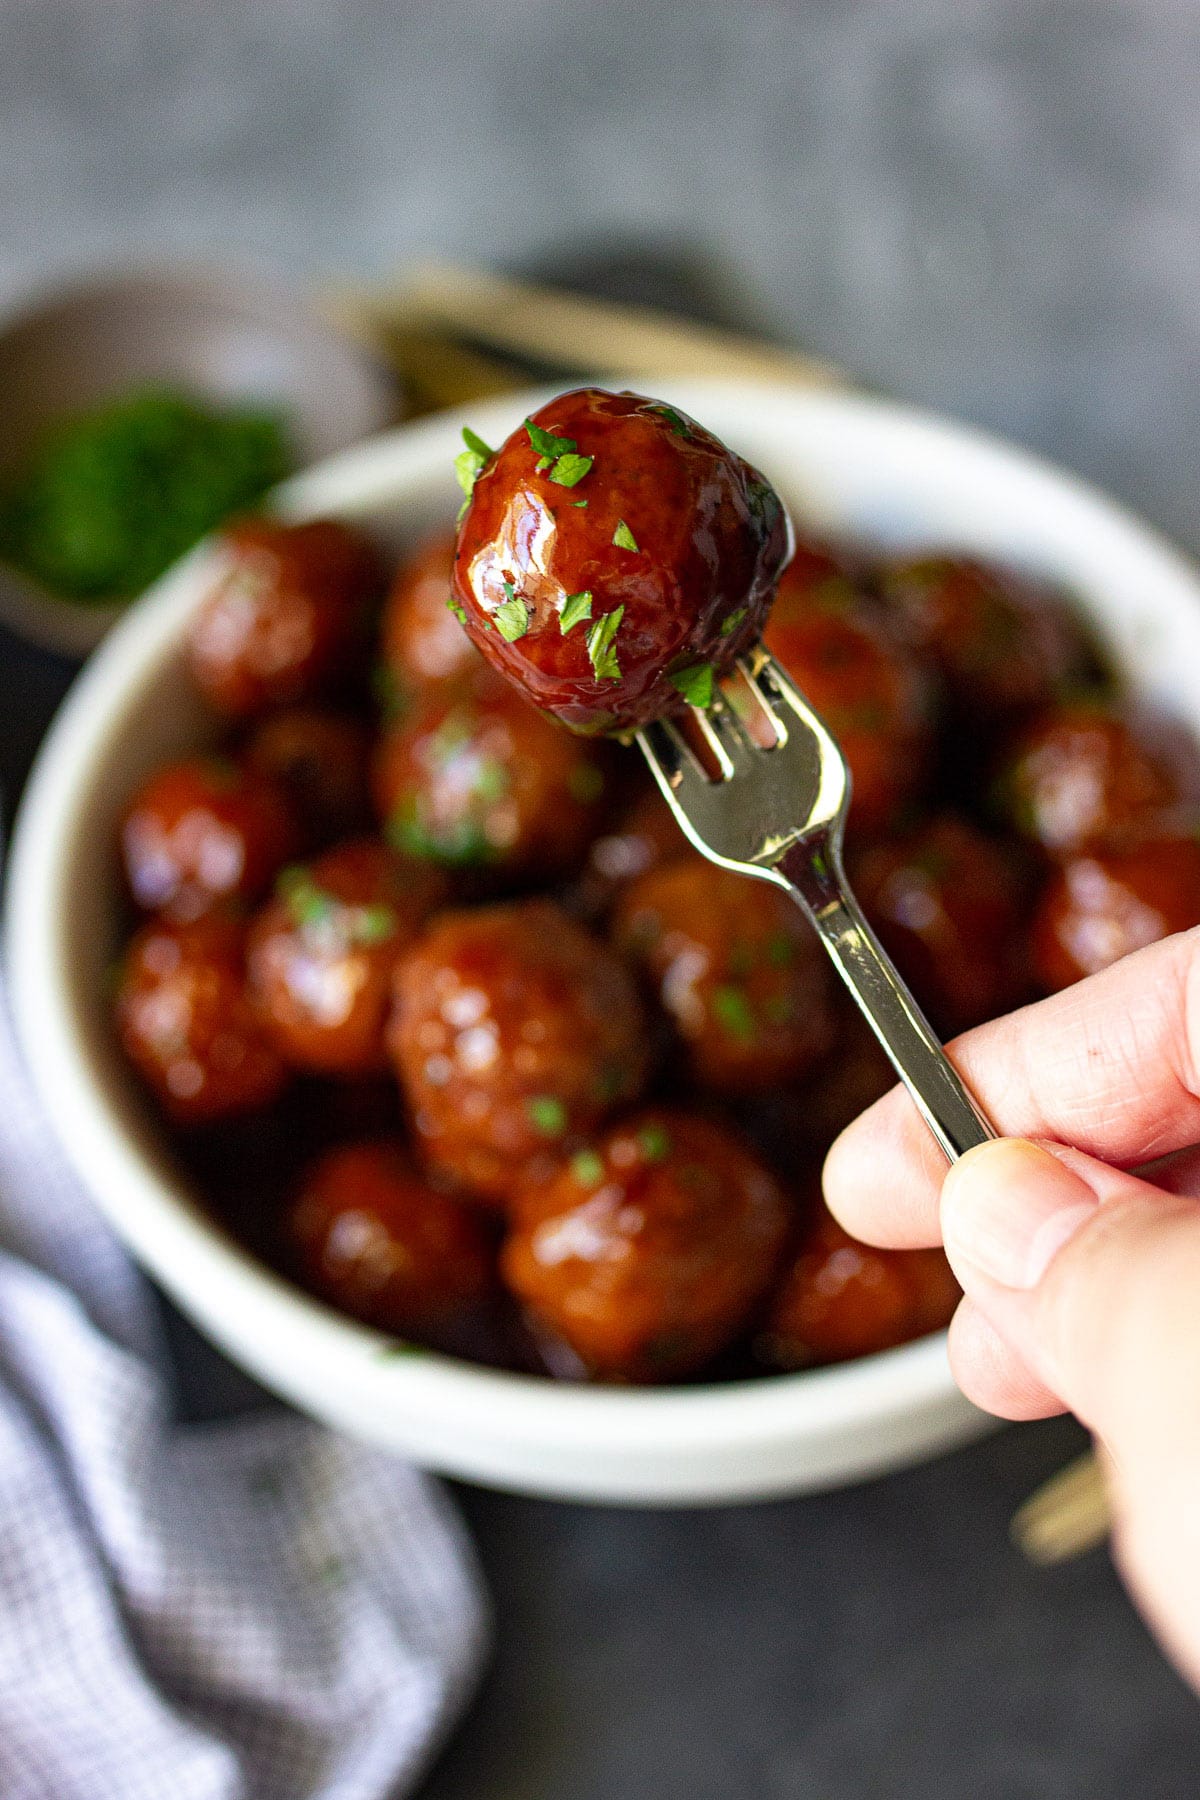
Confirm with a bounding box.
[1012,1450,1111,1565]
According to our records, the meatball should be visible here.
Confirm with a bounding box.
[877,555,1096,720]
[244,706,370,851]
[849,813,1032,1037]
[994,699,1194,856]
[247,837,447,1076]
[381,528,478,688]
[121,755,297,921]
[1031,835,1200,991]
[576,783,691,918]
[756,1207,960,1369]
[115,914,287,1125]
[451,388,789,734]
[188,517,380,717]
[372,663,612,877]
[287,1140,493,1342]
[613,858,834,1091]
[389,900,649,1205]
[502,1109,790,1382]
[764,568,933,832]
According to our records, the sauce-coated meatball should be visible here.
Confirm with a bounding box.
[390,900,649,1205]
[188,517,380,717]
[115,914,287,1125]
[757,1208,959,1368]
[381,528,478,688]
[1031,835,1200,991]
[244,706,370,851]
[287,1140,493,1341]
[850,813,1032,1037]
[373,664,612,876]
[247,837,447,1075]
[121,755,297,921]
[878,556,1095,720]
[451,388,788,734]
[994,699,1193,855]
[765,567,933,832]
[613,858,834,1091]
[502,1109,790,1382]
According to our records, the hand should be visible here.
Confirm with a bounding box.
[822,926,1200,1689]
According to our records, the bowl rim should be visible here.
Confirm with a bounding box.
[22,373,1198,1494]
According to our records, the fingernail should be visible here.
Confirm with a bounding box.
[941,1139,1097,1290]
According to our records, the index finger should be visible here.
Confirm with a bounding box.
[822,926,1200,1248]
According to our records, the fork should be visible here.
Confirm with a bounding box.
[637,642,996,1163]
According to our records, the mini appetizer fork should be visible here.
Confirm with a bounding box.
[637,643,996,1163]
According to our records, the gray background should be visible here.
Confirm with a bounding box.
[2,1,1200,1794]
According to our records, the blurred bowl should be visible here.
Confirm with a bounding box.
[9,380,1200,1503]
[0,265,398,657]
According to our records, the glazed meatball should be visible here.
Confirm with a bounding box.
[287,1140,493,1342]
[451,388,789,734]
[764,567,933,832]
[502,1109,790,1382]
[115,914,287,1125]
[121,755,297,921]
[877,555,1096,720]
[247,837,447,1076]
[389,900,649,1205]
[1031,835,1200,991]
[756,1207,960,1369]
[188,517,380,717]
[244,706,370,850]
[994,698,1194,856]
[372,664,612,877]
[613,858,834,1091]
[576,783,691,917]
[850,813,1032,1037]
[381,528,478,688]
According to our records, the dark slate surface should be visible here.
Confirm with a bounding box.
[3,2,1200,1792]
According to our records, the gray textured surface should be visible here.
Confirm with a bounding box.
[3,2,1200,1794]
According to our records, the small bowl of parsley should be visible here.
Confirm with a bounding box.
[0,267,398,656]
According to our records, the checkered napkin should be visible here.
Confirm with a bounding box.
[0,982,489,1800]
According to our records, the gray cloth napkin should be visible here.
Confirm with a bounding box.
[0,980,489,1800]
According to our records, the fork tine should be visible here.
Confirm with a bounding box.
[639,716,695,789]
[688,698,753,778]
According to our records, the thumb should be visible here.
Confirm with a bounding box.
[941,1137,1200,1687]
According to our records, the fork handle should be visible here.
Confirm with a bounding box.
[779,842,996,1163]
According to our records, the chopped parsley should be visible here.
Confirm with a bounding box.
[548,452,593,488]
[637,1123,671,1162]
[525,419,593,487]
[719,606,748,638]
[559,590,593,633]
[586,605,624,681]
[494,582,530,642]
[571,499,588,508]
[571,1149,605,1186]
[445,594,468,625]
[278,867,335,931]
[766,932,795,968]
[454,426,494,500]
[653,404,693,438]
[527,1094,568,1137]
[713,984,756,1043]
[669,662,715,708]
[612,519,639,552]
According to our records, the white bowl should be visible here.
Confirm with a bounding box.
[9,381,1200,1505]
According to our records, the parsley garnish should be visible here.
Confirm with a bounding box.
[669,662,715,708]
[719,606,748,638]
[559,590,593,633]
[525,419,575,467]
[654,404,693,438]
[278,867,335,931]
[454,426,494,500]
[548,452,593,488]
[571,1149,605,1186]
[586,605,624,681]
[571,499,588,508]
[446,594,468,625]
[612,519,639,552]
[637,1123,671,1162]
[494,582,530,642]
[766,932,795,968]
[527,1094,568,1137]
[713,984,756,1043]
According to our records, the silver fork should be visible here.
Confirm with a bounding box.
[637,642,995,1163]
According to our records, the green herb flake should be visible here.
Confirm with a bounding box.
[462,426,495,460]
[278,867,336,932]
[352,905,397,947]
[669,662,715,708]
[654,405,693,438]
[637,1123,672,1162]
[571,499,588,508]
[525,419,577,467]
[445,594,469,625]
[548,452,593,488]
[559,590,593,633]
[494,583,530,642]
[612,519,639,552]
[586,605,625,681]
[571,1149,605,1186]
[527,1094,568,1137]
[766,932,795,968]
[719,606,748,638]
[712,984,756,1043]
